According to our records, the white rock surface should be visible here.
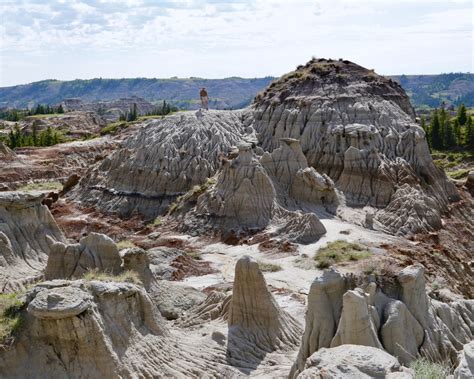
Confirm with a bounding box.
[296,345,414,378]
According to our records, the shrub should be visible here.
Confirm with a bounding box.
[257,261,282,272]
[116,240,137,250]
[83,269,142,285]
[0,292,25,344]
[410,357,451,379]
[314,240,371,268]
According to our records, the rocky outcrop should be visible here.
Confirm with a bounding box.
[0,279,235,378]
[296,345,414,378]
[44,232,122,280]
[0,142,16,161]
[17,111,106,139]
[0,191,66,292]
[291,264,473,377]
[63,96,155,122]
[227,256,302,366]
[194,141,329,241]
[75,110,255,218]
[252,58,458,235]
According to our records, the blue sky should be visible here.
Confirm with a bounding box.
[0,0,472,86]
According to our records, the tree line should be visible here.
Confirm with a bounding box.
[0,104,64,122]
[6,124,63,149]
[118,101,177,122]
[421,104,473,150]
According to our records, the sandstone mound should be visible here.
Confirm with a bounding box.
[252,58,458,234]
[76,109,255,218]
[0,279,235,378]
[194,141,329,242]
[44,232,122,280]
[296,345,413,378]
[227,256,302,367]
[0,191,66,292]
[291,265,473,377]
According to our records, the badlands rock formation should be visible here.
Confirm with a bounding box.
[253,58,458,234]
[0,191,65,291]
[18,111,106,139]
[228,256,301,355]
[291,264,473,377]
[44,232,122,280]
[76,110,255,218]
[297,345,413,378]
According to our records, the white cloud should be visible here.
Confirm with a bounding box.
[0,0,472,86]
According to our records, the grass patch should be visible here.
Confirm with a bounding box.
[18,181,63,192]
[116,239,137,250]
[0,292,25,344]
[147,217,162,227]
[410,358,451,379]
[314,240,371,269]
[83,269,142,284]
[257,261,282,272]
[26,113,63,119]
[446,168,470,180]
[185,250,202,260]
[100,121,130,135]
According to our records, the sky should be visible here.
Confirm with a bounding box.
[0,0,472,87]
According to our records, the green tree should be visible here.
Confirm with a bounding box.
[429,109,443,150]
[465,116,474,148]
[57,104,64,114]
[32,125,38,146]
[457,103,467,125]
[452,118,461,146]
[443,120,455,149]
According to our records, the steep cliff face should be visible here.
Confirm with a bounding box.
[252,58,458,234]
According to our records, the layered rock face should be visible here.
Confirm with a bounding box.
[0,192,66,291]
[252,58,458,234]
[75,109,255,218]
[291,265,473,377]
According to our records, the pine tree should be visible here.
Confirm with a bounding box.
[465,116,474,148]
[452,119,461,146]
[32,125,38,146]
[57,104,64,114]
[430,109,443,150]
[457,103,467,125]
[443,120,455,149]
[8,130,16,149]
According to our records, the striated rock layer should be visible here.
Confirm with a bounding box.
[75,109,255,219]
[0,191,66,292]
[252,58,458,234]
[291,265,473,377]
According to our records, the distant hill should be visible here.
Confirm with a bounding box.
[389,73,474,108]
[0,77,275,110]
[0,73,473,110]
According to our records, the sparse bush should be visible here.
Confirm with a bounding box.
[410,357,451,379]
[116,240,137,250]
[257,261,282,272]
[314,240,371,268]
[0,292,26,344]
[83,269,142,285]
[18,181,63,192]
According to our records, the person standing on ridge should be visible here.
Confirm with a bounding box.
[200,87,209,110]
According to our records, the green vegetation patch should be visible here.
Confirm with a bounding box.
[83,269,142,285]
[100,121,130,135]
[0,292,26,344]
[410,358,451,379]
[116,240,137,250]
[314,240,371,269]
[18,181,63,192]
